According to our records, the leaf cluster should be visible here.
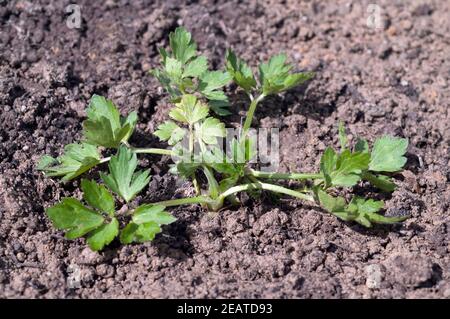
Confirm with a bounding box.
[38,26,410,252]
[48,179,175,251]
[151,27,232,116]
[38,95,138,181]
[315,123,409,225]
[226,50,314,97]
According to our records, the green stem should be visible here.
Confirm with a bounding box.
[219,182,315,203]
[100,157,111,164]
[202,166,220,200]
[131,148,174,156]
[247,169,323,180]
[188,125,194,157]
[187,124,201,195]
[153,196,212,207]
[151,182,315,212]
[242,93,265,138]
[98,147,173,165]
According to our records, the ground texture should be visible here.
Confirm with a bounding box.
[0,0,449,298]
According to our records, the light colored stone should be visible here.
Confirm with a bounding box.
[366,264,384,289]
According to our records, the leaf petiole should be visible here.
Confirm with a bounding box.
[247,169,323,180]
[100,157,111,164]
[98,148,174,165]
[153,196,213,207]
[131,147,174,156]
[241,93,266,138]
[218,181,315,203]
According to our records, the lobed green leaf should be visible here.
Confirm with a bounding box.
[225,49,256,92]
[86,218,119,251]
[46,198,105,239]
[259,54,313,95]
[169,27,197,64]
[81,179,115,216]
[154,121,186,146]
[37,143,100,181]
[83,95,137,148]
[196,117,226,145]
[169,94,209,125]
[369,136,408,172]
[120,221,162,244]
[101,146,151,202]
[132,204,176,225]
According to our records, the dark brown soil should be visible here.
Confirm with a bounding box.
[1,0,449,298]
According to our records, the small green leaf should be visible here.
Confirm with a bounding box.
[169,27,197,64]
[259,54,289,88]
[225,49,256,92]
[175,162,201,178]
[347,197,384,215]
[365,211,409,225]
[81,179,115,216]
[46,182,122,250]
[121,111,138,143]
[86,95,121,132]
[208,99,231,116]
[315,188,353,221]
[347,197,408,227]
[165,56,183,81]
[132,204,176,225]
[315,188,346,213]
[320,147,337,187]
[154,121,186,145]
[101,146,151,202]
[369,136,408,172]
[331,150,370,187]
[86,218,119,251]
[151,68,181,99]
[197,117,226,145]
[362,172,396,192]
[282,72,314,91]
[119,222,138,244]
[46,198,104,239]
[37,155,56,170]
[338,121,348,150]
[259,54,313,95]
[355,138,369,153]
[199,71,232,96]
[316,189,408,227]
[37,143,100,181]
[183,56,208,78]
[120,221,162,244]
[169,127,186,145]
[136,222,162,242]
[83,118,116,148]
[83,95,137,148]
[169,94,209,125]
[154,121,178,141]
[198,71,232,116]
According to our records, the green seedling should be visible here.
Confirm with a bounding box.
[38,27,409,251]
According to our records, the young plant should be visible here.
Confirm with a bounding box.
[38,27,409,251]
[225,49,313,138]
[151,27,232,116]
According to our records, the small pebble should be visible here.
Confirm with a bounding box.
[16,252,26,262]
[366,264,384,289]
